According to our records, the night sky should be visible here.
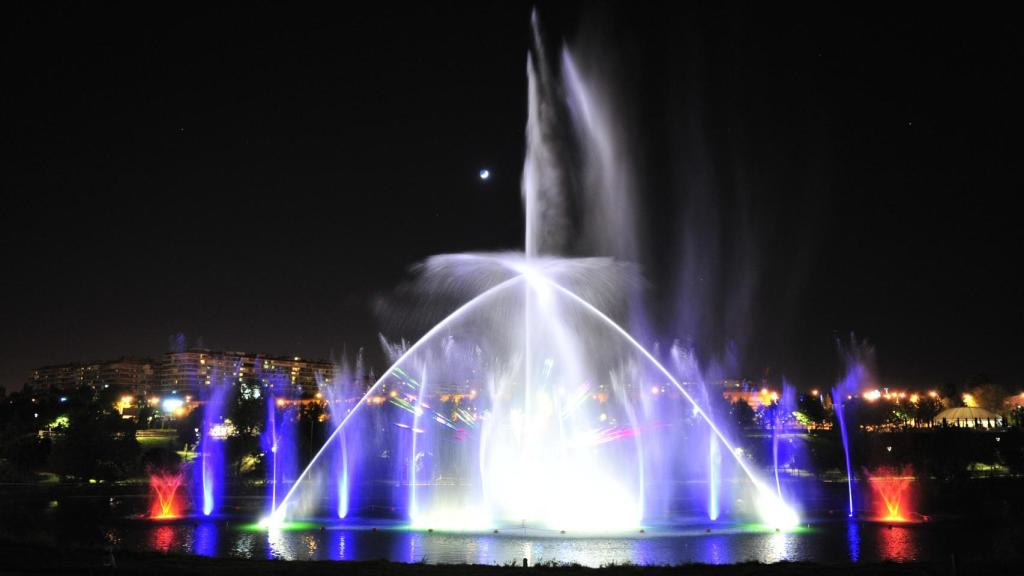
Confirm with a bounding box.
[3,2,1021,392]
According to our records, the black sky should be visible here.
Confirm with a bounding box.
[2,2,1022,392]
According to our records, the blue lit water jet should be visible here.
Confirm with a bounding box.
[194,370,229,517]
[832,340,874,518]
[201,384,228,516]
[263,377,298,519]
[319,354,364,520]
[708,436,721,521]
[833,388,854,518]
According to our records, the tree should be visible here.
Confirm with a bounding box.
[730,399,755,429]
[968,381,1010,413]
[175,406,202,451]
[223,381,265,477]
[797,393,829,426]
[48,411,140,481]
[913,396,943,425]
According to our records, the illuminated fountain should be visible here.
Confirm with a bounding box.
[831,343,873,518]
[195,375,229,517]
[262,16,798,533]
[149,470,186,520]
[665,343,735,522]
[318,353,367,520]
[866,466,916,523]
[770,382,800,505]
[263,373,299,519]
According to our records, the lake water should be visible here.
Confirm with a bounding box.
[2,493,1012,567]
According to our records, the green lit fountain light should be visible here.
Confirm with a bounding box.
[244,520,320,532]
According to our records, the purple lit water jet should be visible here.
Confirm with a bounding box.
[196,374,229,517]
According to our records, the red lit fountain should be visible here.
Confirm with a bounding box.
[866,466,919,523]
[149,471,185,520]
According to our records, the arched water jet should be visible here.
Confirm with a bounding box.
[535,274,799,529]
[269,256,798,531]
[264,275,527,526]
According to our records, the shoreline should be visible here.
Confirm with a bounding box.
[1,539,1015,576]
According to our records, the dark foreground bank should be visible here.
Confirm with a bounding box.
[2,540,1022,576]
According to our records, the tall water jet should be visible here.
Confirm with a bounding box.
[318,352,366,520]
[831,338,875,518]
[195,374,229,517]
[832,386,855,518]
[707,434,721,521]
[263,373,298,518]
[770,381,798,500]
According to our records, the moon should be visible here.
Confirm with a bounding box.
[479,168,490,180]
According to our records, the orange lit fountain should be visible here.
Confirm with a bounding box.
[866,466,917,523]
[149,471,185,519]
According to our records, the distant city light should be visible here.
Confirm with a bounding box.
[59,396,67,403]
[161,398,184,413]
[863,390,882,401]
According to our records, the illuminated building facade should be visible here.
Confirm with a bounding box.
[158,349,336,395]
[28,351,335,397]
[28,357,159,394]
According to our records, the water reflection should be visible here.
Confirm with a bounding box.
[522,540,534,566]
[765,531,793,563]
[303,533,318,558]
[150,525,177,553]
[692,534,730,564]
[878,525,918,562]
[324,530,345,561]
[846,520,861,562]
[0,501,978,568]
[193,522,218,557]
[232,531,261,559]
[406,531,419,563]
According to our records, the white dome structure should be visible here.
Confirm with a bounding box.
[936,406,1002,428]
